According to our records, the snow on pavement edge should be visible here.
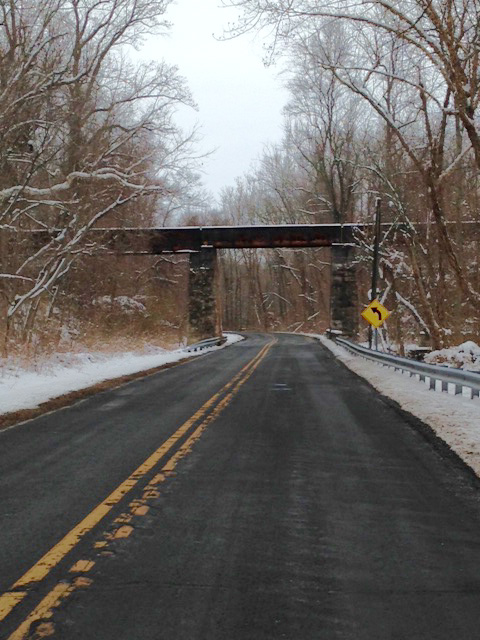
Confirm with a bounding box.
[0,334,244,417]
[314,334,480,478]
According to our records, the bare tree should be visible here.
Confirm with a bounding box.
[0,0,201,353]
[224,0,480,167]
[221,0,480,346]
[284,54,364,223]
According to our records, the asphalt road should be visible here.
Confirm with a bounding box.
[1,333,480,639]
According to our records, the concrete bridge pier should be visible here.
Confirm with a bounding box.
[188,248,222,341]
[330,244,358,338]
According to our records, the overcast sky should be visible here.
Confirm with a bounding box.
[137,0,289,202]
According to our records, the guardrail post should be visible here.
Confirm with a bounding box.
[188,248,222,341]
[330,244,358,338]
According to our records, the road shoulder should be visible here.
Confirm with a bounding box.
[312,333,480,481]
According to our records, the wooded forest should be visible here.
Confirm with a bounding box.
[217,0,480,350]
[1,0,479,358]
[0,0,201,357]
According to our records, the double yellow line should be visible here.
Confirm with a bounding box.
[0,339,274,639]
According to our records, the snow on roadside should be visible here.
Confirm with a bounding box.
[0,333,244,417]
[311,334,480,477]
[425,340,480,372]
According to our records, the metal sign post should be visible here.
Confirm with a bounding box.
[369,198,382,349]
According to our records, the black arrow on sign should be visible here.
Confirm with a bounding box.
[371,306,382,320]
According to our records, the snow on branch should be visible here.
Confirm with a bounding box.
[0,172,168,202]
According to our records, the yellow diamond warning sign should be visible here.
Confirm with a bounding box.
[361,299,391,328]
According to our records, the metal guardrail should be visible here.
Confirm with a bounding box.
[331,335,480,400]
[184,337,226,353]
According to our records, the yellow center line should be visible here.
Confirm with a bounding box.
[7,583,74,640]
[0,339,274,626]
[6,339,274,640]
[69,560,95,573]
[0,594,27,622]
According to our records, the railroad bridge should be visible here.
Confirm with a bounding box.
[25,221,461,338]
[20,220,480,339]
[96,223,360,339]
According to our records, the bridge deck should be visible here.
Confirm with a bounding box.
[94,224,356,253]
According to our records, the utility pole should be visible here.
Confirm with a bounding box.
[369,198,382,350]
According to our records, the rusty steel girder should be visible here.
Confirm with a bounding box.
[6,225,354,253]
[93,224,355,253]
[200,225,355,249]
[84,224,354,253]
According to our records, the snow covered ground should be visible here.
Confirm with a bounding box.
[0,333,243,418]
[315,335,480,477]
[425,340,480,372]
